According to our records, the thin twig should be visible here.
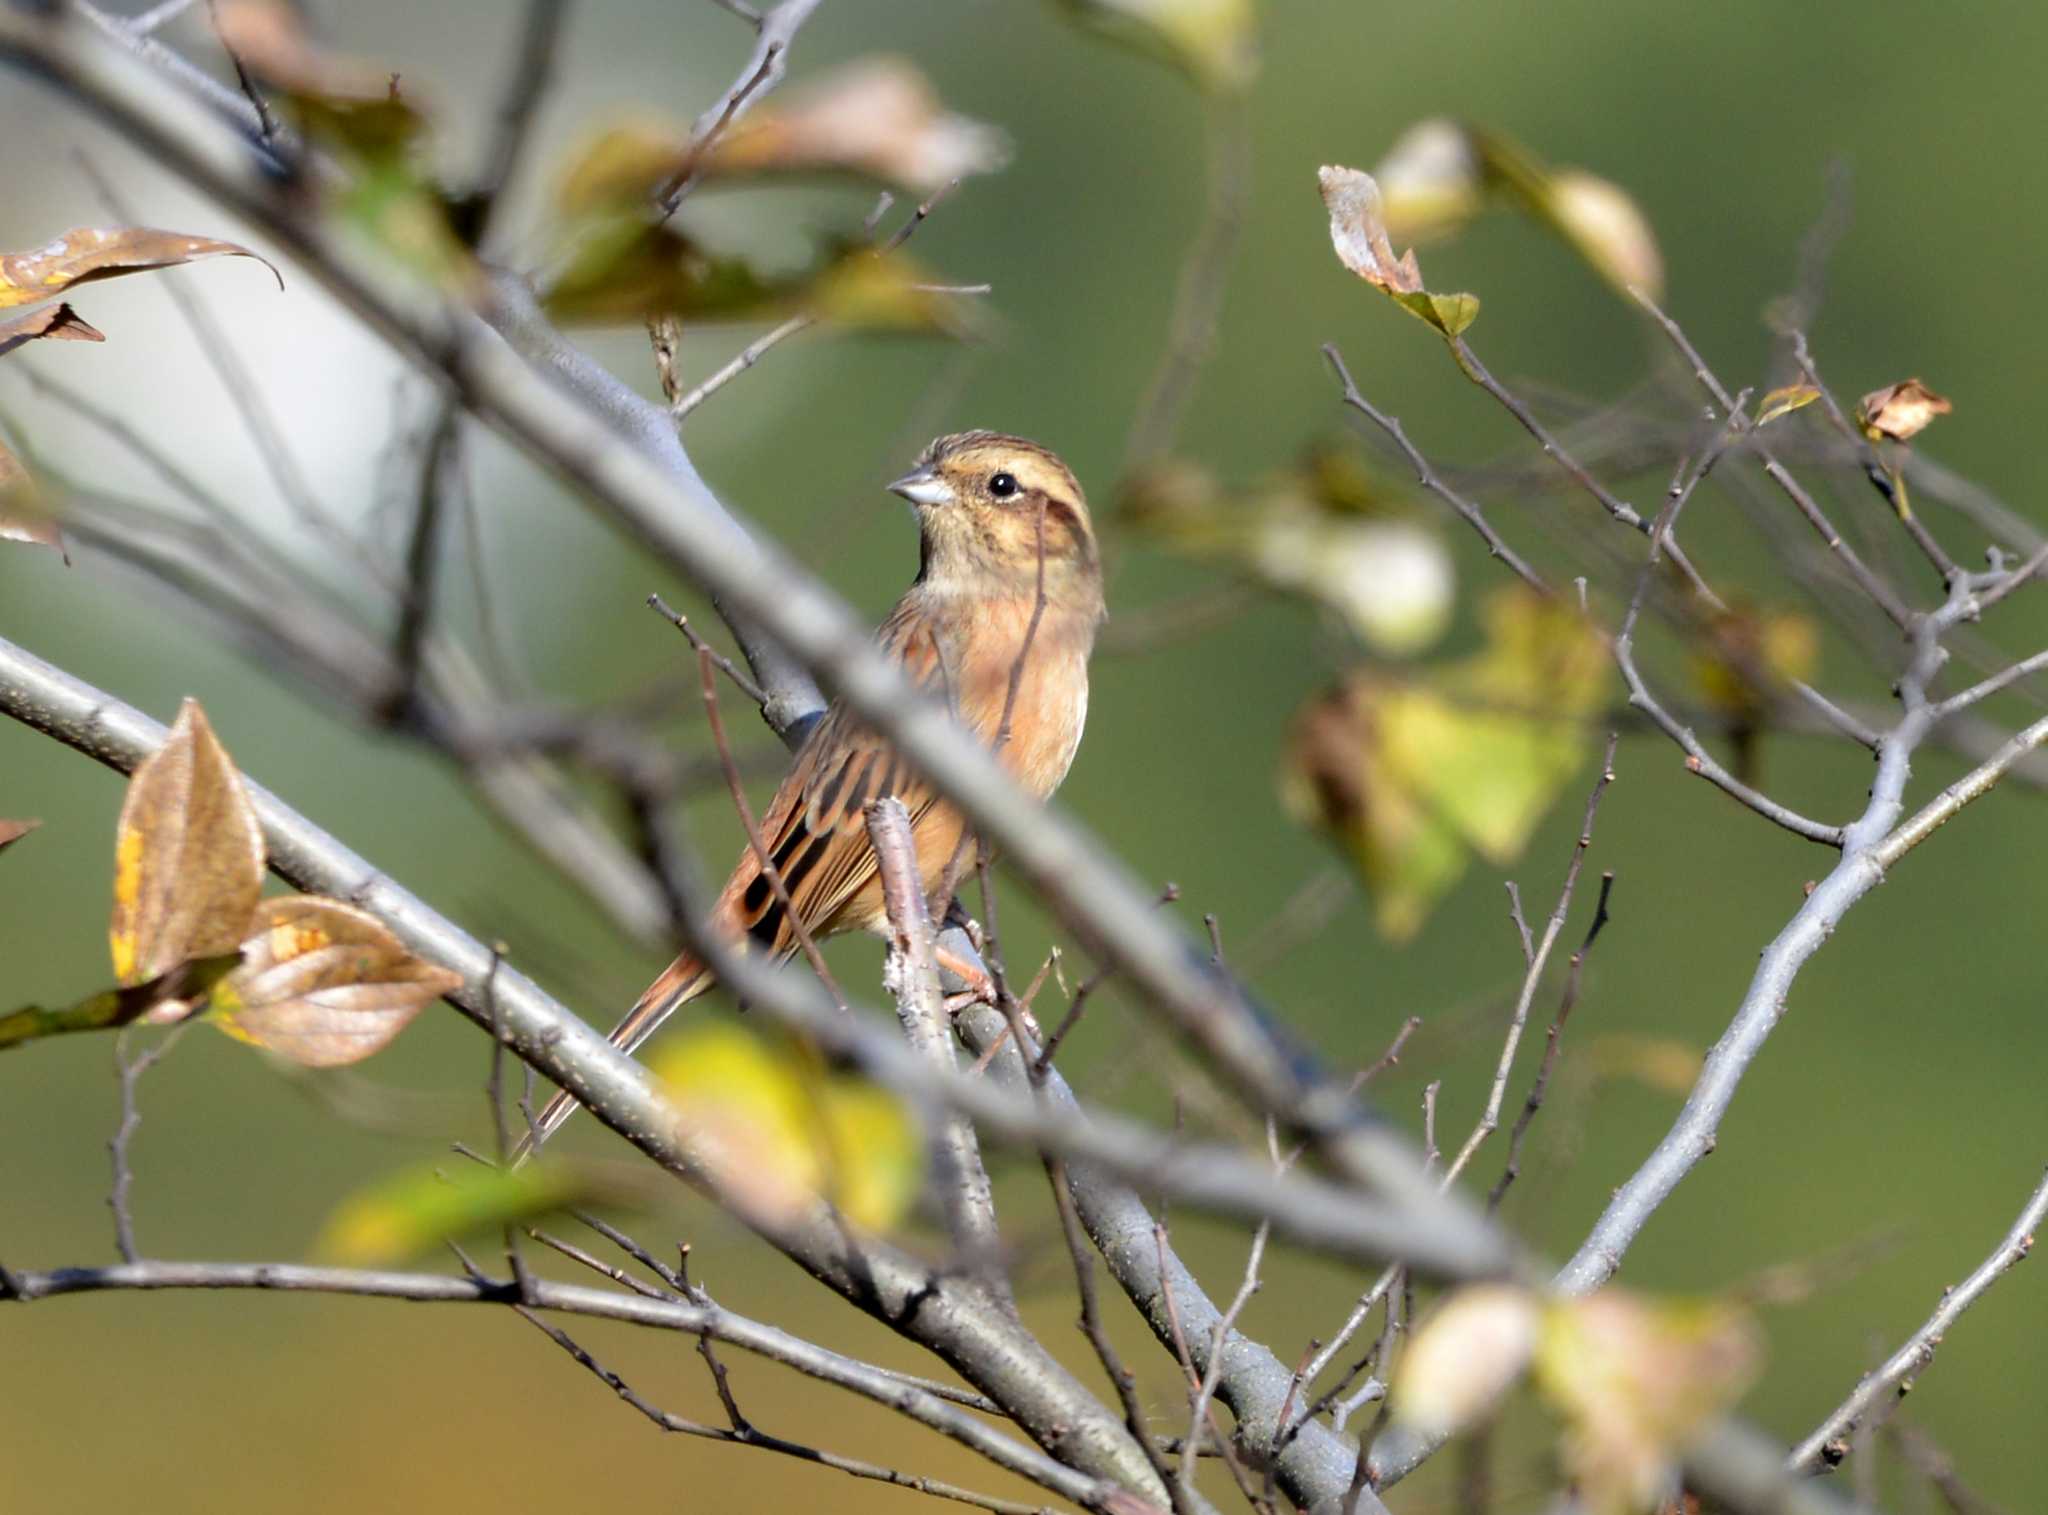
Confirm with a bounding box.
[1790,1165,2048,1472]
[108,1024,189,1263]
[1440,733,1619,1189]
[1488,871,1615,1211]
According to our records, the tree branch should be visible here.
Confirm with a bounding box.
[1789,1165,2048,1474]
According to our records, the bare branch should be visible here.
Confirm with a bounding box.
[4,1259,1118,1512]
[1791,1165,2048,1472]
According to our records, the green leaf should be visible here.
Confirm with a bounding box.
[1390,287,1480,337]
[1284,589,1606,939]
[0,954,241,1052]
[313,1158,618,1266]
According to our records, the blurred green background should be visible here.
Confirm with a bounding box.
[4,2,2047,1511]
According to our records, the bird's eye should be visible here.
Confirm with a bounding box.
[988,472,1018,499]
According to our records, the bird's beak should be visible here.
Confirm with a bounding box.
[887,465,954,509]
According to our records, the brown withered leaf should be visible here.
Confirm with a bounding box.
[108,699,266,985]
[0,818,40,855]
[700,58,1009,194]
[0,228,280,308]
[0,441,65,559]
[1319,165,1479,337]
[0,301,106,359]
[1858,378,1951,442]
[212,895,460,1067]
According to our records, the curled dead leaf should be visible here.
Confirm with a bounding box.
[1858,378,1951,442]
[108,699,266,985]
[0,301,105,359]
[213,895,459,1066]
[0,228,279,308]
[1319,165,1479,337]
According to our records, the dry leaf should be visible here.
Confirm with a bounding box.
[0,301,105,358]
[0,818,40,854]
[1755,384,1820,427]
[212,895,460,1067]
[1319,165,1479,337]
[0,228,278,308]
[108,699,266,985]
[0,441,65,558]
[1858,378,1951,441]
[214,0,393,97]
[701,58,1009,194]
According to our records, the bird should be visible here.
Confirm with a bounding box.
[524,431,1104,1152]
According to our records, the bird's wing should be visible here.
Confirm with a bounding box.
[722,599,956,954]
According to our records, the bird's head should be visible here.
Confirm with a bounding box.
[888,431,1100,602]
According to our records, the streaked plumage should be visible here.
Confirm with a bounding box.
[527,432,1102,1149]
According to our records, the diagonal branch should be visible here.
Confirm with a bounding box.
[1789,1165,2048,1474]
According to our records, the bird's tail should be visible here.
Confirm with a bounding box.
[513,952,717,1163]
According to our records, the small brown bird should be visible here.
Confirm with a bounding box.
[528,432,1103,1147]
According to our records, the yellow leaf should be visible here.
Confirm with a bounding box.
[1373,119,1485,245]
[107,699,266,986]
[1053,0,1259,93]
[1534,1291,1760,1515]
[1755,384,1821,427]
[651,1023,921,1233]
[1688,606,1819,726]
[314,1158,618,1266]
[212,895,460,1067]
[1394,1284,1543,1435]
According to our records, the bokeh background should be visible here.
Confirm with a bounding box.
[5,2,2047,1511]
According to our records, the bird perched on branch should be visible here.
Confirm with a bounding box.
[525,431,1103,1151]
